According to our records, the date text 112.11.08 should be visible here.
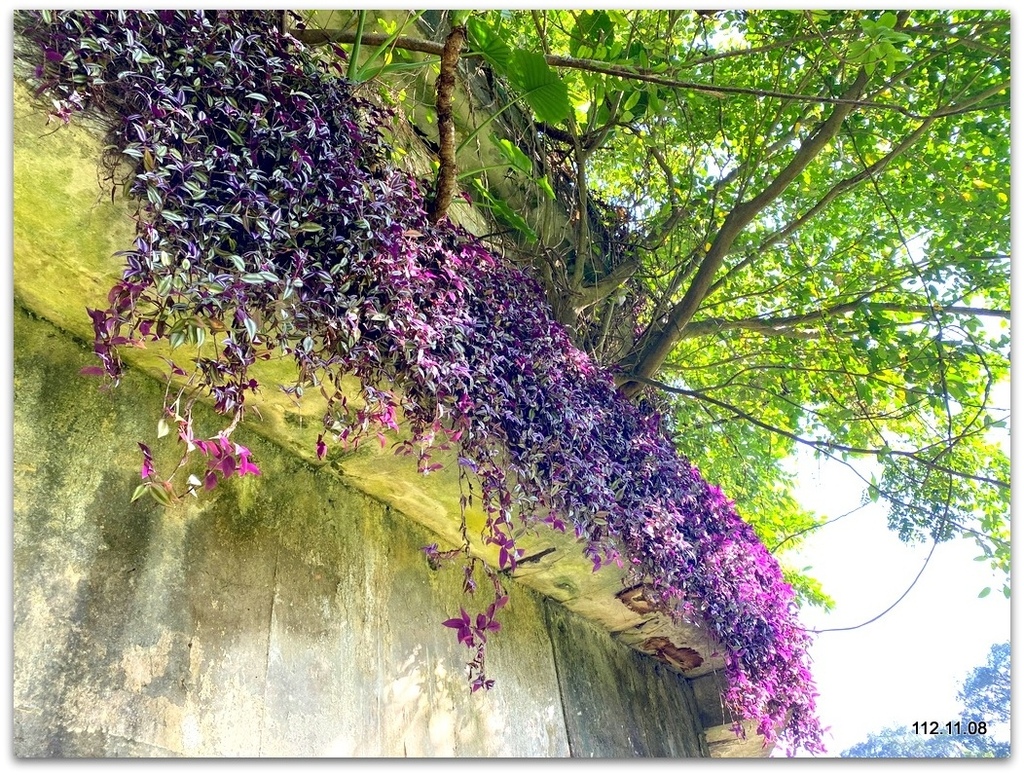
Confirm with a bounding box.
[912,721,988,736]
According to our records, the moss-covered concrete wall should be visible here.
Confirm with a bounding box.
[13,306,562,756]
[12,54,719,757]
[13,306,710,757]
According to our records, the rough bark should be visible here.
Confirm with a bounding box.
[428,25,466,224]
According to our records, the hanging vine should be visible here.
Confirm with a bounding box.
[18,9,825,754]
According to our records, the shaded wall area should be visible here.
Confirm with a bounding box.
[13,307,709,757]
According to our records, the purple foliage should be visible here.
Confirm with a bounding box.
[19,9,825,754]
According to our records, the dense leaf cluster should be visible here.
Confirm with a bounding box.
[19,9,824,753]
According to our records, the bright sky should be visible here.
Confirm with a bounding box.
[782,448,1011,757]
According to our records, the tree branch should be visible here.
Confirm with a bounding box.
[427,24,466,224]
[295,28,445,56]
[293,28,936,117]
[631,376,1010,490]
[618,70,871,395]
[709,112,940,296]
[682,301,1009,339]
[569,136,591,290]
[574,259,640,312]
[636,143,691,252]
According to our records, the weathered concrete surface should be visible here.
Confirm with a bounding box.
[13,306,715,756]
[544,600,708,758]
[705,721,773,759]
[689,672,773,757]
[13,307,570,756]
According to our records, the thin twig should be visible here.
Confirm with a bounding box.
[294,28,947,118]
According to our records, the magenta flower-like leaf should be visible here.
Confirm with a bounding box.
[442,609,475,647]
[235,444,260,477]
[138,442,155,480]
[216,453,236,479]
[237,454,260,477]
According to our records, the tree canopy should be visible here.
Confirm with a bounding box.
[958,641,1011,728]
[300,9,1011,602]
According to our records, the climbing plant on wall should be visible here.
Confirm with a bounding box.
[19,9,828,753]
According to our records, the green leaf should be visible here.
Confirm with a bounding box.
[157,418,170,438]
[467,17,512,74]
[537,176,556,200]
[867,473,880,502]
[131,484,148,503]
[848,39,869,61]
[878,11,898,29]
[147,483,173,507]
[571,10,614,57]
[243,316,258,341]
[493,202,536,240]
[979,586,991,598]
[508,49,572,124]
[495,137,533,175]
[471,179,537,241]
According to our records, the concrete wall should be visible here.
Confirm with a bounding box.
[12,54,716,758]
[13,307,709,758]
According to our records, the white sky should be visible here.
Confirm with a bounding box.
[783,449,1011,757]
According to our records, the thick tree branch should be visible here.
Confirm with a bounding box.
[293,28,936,117]
[618,70,871,395]
[427,24,466,224]
[574,259,640,312]
[569,136,592,290]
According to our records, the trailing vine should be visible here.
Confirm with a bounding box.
[18,9,825,754]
